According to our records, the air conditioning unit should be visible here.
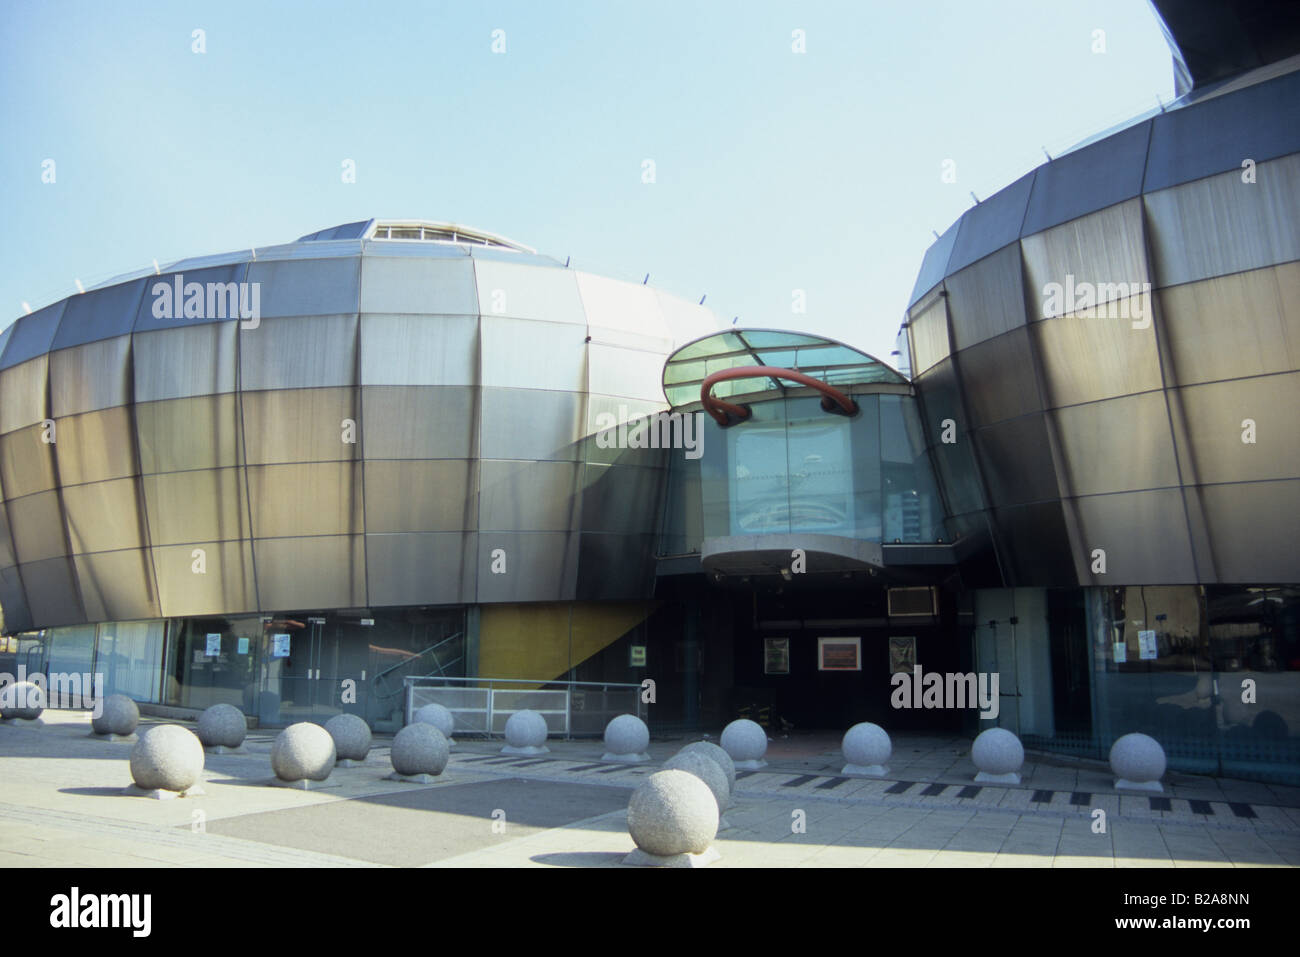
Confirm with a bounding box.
[888,586,936,617]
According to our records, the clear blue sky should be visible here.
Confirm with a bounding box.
[0,0,1175,364]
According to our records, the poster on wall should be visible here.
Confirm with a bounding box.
[236,637,250,655]
[205,633,221,657]
[889,636,917,674]
[1138,630,1158,660]
[818,636,861,671]
[764,638,790,675]
[1113,641,1127,663]
[271,633,291,658]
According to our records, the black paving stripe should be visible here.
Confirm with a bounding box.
[1069,791,1091,806]
[455,755,502,762]
[885,781,916,795]
[1149,797,1172,812]
[782,775,818,788]
[1228,802,1257,819]
[816,777,848,790]
[483,757,522,764]
[1030,789,1055,804]
[921,783,948,797]
[735,771,758,780]
[1188,799,1215,816]
[596,764,632,774]
[509,759,555,767]
[956,786,981,799]
[565,763,611,772]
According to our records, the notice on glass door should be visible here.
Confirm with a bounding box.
[272,633,291,658]
[1138,630,1157,660]
[205,633,221,657]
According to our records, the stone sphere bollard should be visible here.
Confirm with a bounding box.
[679,741,736,792]
[197,703,247,750]
[414,703,456,744]
[971,727,1025,784]
[0,680,45,720]
[602,714,650,762]
[841,722,891,777]
[501,709,550,755]
[663,750,730,812]
[325,713,372,763]
[91,694,139,737]
[390,722,450,780]
[271,723,336,787]
[625,770,720,867]
[1110,733,1167,792]
[720,719,768,769]
[128,724,205,797]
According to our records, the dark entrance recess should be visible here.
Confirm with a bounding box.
[1047,589,1092,739]
[726,581,968,732]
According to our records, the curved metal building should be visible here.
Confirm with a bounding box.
[2,2,1296,785]
[0,219,720,631]
[901,47,1300,589]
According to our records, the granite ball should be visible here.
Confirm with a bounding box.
[628,770,719,857]
[129,724,204,792]
[842,722,892,766]
[325,713,371,761]
[415,703,455,739]
[1109,732,1166,783]
[971,727,1024,775]
[0,680,45,720]
[678,741,736,792]
[663,749,730,811]
[271,722,336,782]
[391,722,449,776]
[197,703,247,748]
[604,714,649,756]
[92,694,139,736]
[720,719,767,763]
[504,709,548,749]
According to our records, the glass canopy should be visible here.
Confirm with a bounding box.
[662,329,908,408]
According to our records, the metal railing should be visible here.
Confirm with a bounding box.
[373,632,464,706]
[404,675,645,739]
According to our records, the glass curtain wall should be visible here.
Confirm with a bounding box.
[1086,584,1299,785]
[660,393,944,553]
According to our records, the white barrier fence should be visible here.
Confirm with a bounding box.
[404,676,644,739]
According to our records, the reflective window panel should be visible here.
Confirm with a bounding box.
[141,468,249,546]
[945,243,1029,351]
[55,406,138,486]
[239,314,358,391]
[1143,154,1300,288]
[1157,262,1300,387]
[132,322,238,402]
[240,388,359,465]
[1030,305,1162,409]
[135,394,242,475]
[472,259,585,325]
[1021,199,1150,320]
[361,386,475,460]
[480,315,587,392]
[359,315,477,386]
[49,335,131,418]
[363,460,473,533]
[358,256,477,315]
[0,355,49,435]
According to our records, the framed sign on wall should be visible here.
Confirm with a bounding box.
[889,636,917,674]
[764,638,790,675]
[817,636,861,671]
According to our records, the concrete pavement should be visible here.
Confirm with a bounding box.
[2,710,1297,868]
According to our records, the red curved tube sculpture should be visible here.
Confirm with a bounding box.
[700,366,859,426]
